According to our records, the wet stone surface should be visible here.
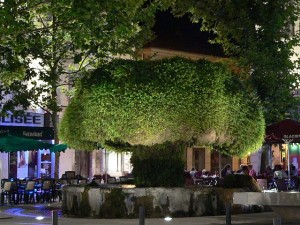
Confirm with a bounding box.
[0,203,62,218]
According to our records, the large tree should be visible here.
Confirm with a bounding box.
[59,57,265,156]
[0,0,157,176]
[59,57,265,186]
[158,0,300,124]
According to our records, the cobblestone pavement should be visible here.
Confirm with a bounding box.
[0,203,298,225]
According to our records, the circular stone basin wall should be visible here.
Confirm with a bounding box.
[234,192,300,221]
[61,185,258,218]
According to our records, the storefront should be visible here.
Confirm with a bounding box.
[0,112,55,179]
[264,119,300,174]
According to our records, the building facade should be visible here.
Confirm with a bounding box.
[0,110,56,180]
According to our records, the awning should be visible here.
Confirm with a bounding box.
[0,134,67,153]
[265,119,300,144]
[50,143,68,153]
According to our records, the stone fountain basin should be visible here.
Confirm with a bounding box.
[233,192,300,221]
[61,185,256,218]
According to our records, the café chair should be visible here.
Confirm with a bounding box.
[23,180,36,204]
[41,179,53,203]
[78,178,88,184]
[65,171,76,179]
[92,178,102,185]
[69,178,78,185]
[1,180,19,205]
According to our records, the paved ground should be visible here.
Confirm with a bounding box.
[0,202,298,225]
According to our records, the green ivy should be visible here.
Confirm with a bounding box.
[59,57,265,156]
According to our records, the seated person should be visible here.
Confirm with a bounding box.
[264,165,274,178]
[240,165,250,175]
[273,165,288,179]
[221,164,232,178]
[201,169,209,178]
[189,168,197,179]
[194,171,202,179]
[234,164,244,174]
[290,164,298,176]
[248,164,256,179]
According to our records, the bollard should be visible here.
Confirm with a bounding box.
[52,210,58,225]
[139,206,145,225]
[273,218,281,225]
[225,202,231,225]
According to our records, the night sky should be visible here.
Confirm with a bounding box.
[145,10,225,57]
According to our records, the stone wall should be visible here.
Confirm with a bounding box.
[61,185,260,218]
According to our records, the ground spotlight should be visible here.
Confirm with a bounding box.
[35,216,44,220]
[164,216,172,221]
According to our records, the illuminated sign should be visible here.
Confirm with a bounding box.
[0,112,44,127]
[0,126,54,140]
[283,135,300,139]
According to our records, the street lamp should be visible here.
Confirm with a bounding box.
[283,138,293,189]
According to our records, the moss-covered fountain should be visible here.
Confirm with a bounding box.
[59,58,265,218]
[62,175,262,218]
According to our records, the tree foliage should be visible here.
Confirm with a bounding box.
[59,57,265,156]
[0,0,157,177]
[157,0,300,124]
[0,0,156,133]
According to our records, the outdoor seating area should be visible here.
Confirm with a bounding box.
[0,171,136,206]
[256,176,300,191]
[0,171,88,205]
[92,173,134,185]
[184,170,221,186]
[60,171,88,185]
[254,164,300,191]
[185,165,300,192]
[0,178,60,205]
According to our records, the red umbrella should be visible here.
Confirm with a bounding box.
[265,119,300,184]
[265,119,300,144]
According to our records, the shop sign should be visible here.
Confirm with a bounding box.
[0,126,54,140]
[0,112,44,127]
[283,134,300,139]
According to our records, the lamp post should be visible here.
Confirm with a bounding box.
[282,138,293,189]
[104,148,108,184]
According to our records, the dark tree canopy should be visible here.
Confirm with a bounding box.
[59,57,265,156]
[158,0,300,124]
